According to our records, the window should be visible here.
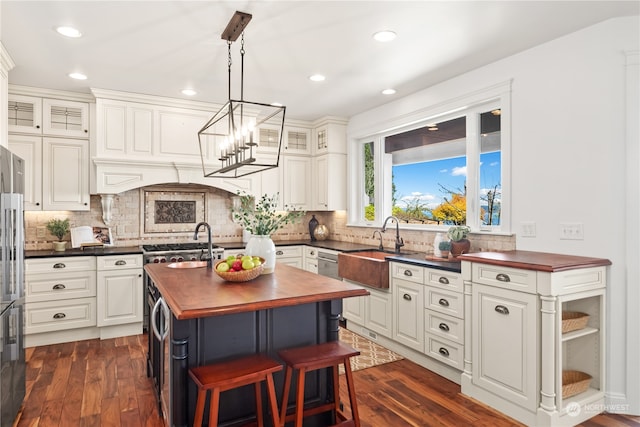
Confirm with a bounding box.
[351,87,510,234]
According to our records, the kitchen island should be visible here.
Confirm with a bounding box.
[144,262,369,427]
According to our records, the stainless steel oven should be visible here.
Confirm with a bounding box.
[318,250,340,280]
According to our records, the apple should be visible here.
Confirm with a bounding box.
[242,259,255,270]
[216,262,230,273]
[232,260,243,271]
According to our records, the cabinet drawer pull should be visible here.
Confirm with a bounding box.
[438,323,450,332]
[495,305,510,315]
[438,276,449,285]
[52,284,66,290]
[403,293,412,301]
[496,273,511,282]
[276,250,284,256]
[438,347,450,357]
[438,298,450,307]
[115,260,127,266]
[53,313,66,319]
[403,269,413,277]
[53,263,66,269]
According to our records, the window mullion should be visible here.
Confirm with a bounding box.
[466,113,480,231]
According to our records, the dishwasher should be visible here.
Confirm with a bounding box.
[317,250,340,280]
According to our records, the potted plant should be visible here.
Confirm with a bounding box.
[46,218,70,252]
[447,225,471,257]
[231,192,305,273]
[438,240,451,259]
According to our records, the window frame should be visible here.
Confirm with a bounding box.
[347,81,512,235]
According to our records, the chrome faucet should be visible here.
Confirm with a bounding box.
[193,222,213,269]
[381,216,404,254]
[372,230,384,250]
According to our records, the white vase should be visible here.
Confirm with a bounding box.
[245,235,276,274]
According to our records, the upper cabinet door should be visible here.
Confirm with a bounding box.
[8,94,43,135]
[42,99,90,138]
[283,127,311,155]
[7,134,42,210]
[42,137,90,211]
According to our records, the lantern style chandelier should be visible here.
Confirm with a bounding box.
[198,11,286,178]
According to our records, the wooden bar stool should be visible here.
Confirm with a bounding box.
[188,354,283,427]
[278,341,361,427]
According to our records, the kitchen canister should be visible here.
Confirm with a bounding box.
[433,233,445,257]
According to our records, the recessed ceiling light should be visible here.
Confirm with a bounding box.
[181,89,196,96]
[56,26,82,38]
[373,30,397,42]
[309,74,326,82]
[68,72,87,80]
[382,89,396,95]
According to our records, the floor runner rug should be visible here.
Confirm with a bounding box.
[338,327,403,373]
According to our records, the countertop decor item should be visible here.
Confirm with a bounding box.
[447,225,471,257]
[438,240,451,259]
[313,224,329,241]
[214,257,265,282]
[46,218,70,251]
[308,215,319,241]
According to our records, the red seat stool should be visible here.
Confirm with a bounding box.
[278,340,361,427]
[188,354,282,427]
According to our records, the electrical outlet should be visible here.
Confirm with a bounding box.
[521,222,536,237]
[560,223,584,240]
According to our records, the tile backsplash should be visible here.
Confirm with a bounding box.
[25,184,515,252]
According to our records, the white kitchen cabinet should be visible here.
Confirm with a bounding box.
[8,94,89,138]
[312,118,347,155]
[341,279,366,327]
[461,252,609,426]
[284,126,312,155]
[312,153,346,211]
[392,277,423,351]
[275,245,303,269]
[365,287,392,338]
[282,155,311,210]
[96,254,144,329]
[304,246,318,273]
[42,137,90,211]
[95,98,154,158]
[8,134,42,210]
[25,256,97,345]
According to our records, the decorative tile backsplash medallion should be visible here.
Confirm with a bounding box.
[142,189,206,235]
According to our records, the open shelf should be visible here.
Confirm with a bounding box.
[561,326,598,342]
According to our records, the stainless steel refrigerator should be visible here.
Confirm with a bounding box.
[0,145,25,427]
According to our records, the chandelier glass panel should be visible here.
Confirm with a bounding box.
[198,11,286,178]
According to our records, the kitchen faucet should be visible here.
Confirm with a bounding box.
[372,230,384,250]
[381,216,404,254]
[193,222,213,269]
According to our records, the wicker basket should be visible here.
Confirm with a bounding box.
[562,370,592,398]
[214,258,265,282]
[561,311,589,333]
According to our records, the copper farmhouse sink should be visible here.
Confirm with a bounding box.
[166,261,208,269]
[338,251,394,289]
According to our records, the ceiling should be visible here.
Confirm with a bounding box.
[2,1,638,122]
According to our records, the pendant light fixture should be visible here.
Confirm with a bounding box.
[198,11,286,178]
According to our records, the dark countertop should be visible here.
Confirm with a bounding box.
[458,250,611,272]
[25,246,143,259]
[145,262,369,320]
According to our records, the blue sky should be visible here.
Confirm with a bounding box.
[393,151,501,210]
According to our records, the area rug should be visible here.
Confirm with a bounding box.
[338,327,403,373]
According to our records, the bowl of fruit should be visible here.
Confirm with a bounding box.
[214,254,265,282]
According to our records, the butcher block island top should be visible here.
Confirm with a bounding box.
[458,250,611,272]
[144,262,369,319]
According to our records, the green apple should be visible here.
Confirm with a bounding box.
[241,255,252,262]
[242,259,255,270]
[216,262,230,272]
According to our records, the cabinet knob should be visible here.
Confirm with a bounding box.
[438,347,450,357]
[53,313,66,319]
[36,125,40,129]
[438,276,449,285]
[52,284,66,290]
[84,129,88,133]
[115,260,127,266]
[403,269,413,277]
[495,305,510,315]
[84,202,88,206]
[438,298,450,307]
[496,273,511,282]
[53,262,66,269]
[438,322,450,332]
[138,274,142,278]
[36,202,40,206]
[403,293,412,301]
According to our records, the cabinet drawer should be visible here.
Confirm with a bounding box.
[26,256,96,274]
[96,254,143,271]
[426,269,463,293]
[26,271,96,302]
[425,286,463,318]
[424,332,464,370]
[391,262,424,284]
[25,297,96,334]
[472,263,537,293]
[275,246,303,258]
[304,246,319,259]
[425,309,464,345]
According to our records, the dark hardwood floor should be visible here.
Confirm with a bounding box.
[15,334,640,427]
